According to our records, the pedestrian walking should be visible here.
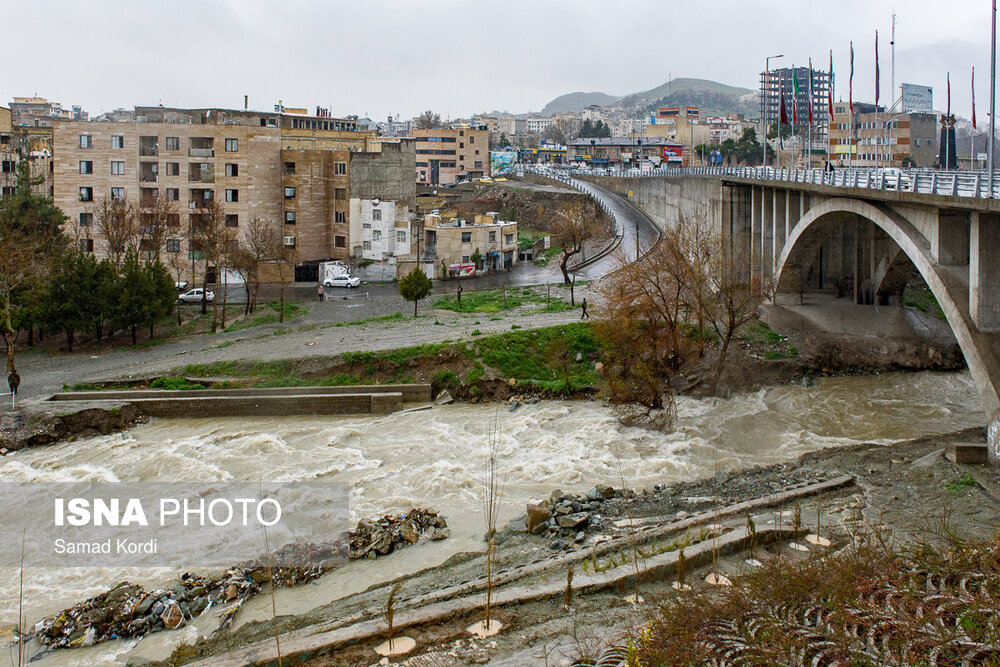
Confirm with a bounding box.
[7,371,20,396]
[317,284,325,302]
[580,298,590,320]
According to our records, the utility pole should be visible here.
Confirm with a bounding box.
[991,0,997,195]
[763,54,784,166]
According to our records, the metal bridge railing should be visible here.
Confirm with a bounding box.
[521,165,1000,200]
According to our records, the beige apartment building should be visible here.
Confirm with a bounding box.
[828,103,938,167]
[425,212,518,274]
[412,127,490,185]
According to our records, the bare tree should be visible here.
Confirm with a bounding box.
[165,243,186,325]
[413,110,443,129]
[269,235,296,323]
[242,216,277,314]
[194,199,235,333]
[138,193,176,265]
[551,199,602,285]
[93,195,138,269]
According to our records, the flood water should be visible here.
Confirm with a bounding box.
[0,370,985,666]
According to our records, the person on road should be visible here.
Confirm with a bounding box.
[317,284,325,302]
[580,298,590,320]
[8,370,20,397]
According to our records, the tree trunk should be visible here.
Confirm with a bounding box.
[279,285,285,323]
[149,321,155,340]
[220,280,228,330]
[211,288,219,333]
[251,281,260,314]
[66,329,73,353]
[413,299,418,317]
[27,325,33,348]
[2,291,16,373]
[712,335,733,393]
[559,252,571,285]
[201,272,209,315]
[131,324,137,346]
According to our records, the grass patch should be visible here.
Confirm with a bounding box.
[334,312,408,327]
[149,377,205,391]
[433,286,565,313]
[224,302,308,332]
[946,473,977,493]
[472,322,602,391]
[533,246,563,267]
[740,321,798,360]
[903,285,947,321]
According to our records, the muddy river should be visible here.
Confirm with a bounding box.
[0,370,985,666]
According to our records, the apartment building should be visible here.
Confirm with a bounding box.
[525,117,555,134]
[828,103,938,167]
[280,148,351,261]
[567,137,685,168]
[348,140,417,263]
[412,127,490,185]
[425,212,518,273]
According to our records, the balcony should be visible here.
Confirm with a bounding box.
[140,162,158,183]
[189,138,214,159]
[188,148,215,158]
[139,136,158,157]
[188,162,215,183]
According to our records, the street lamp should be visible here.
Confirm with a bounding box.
[590,138,596,168]
[636,137,642,259]
[763,54,784,166]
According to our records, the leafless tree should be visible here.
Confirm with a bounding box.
[413,110,443,129]
[93,195,138,269]
[194,199,236,333]
[269,235,296,323]
[138,193,177,265]
[242,216,278,314]
[551,199,602,285]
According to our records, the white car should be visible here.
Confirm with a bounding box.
[178,288,215,304]
[324,275,361,288]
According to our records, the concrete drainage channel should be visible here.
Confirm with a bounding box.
[49,384,433,417]
[187,474,855,667]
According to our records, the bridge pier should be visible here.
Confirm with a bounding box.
[751,186,762,282]
[762,187,774,277]
[971,212,1000,331]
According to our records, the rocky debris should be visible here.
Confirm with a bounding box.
[435,390,455,405]
[28,509,449,652]
[348,508,446,560]
[525,488,623,548]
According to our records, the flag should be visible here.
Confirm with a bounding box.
[972,66,977,129]
[828,50,834,117]
[780,82,788,125]
[947,71,951,118]
[808,58,814,125]
[792,68,799,124]
[849,41,854,113]
[875,30,880,106]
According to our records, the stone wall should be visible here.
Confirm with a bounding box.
[53,384,431,404]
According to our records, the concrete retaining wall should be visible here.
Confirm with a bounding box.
[54,392,404,418]
[53,383,432,404]
[584,175,727,235]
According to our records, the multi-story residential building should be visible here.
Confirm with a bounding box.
[349,140,417,264]
[759,66,832,147]
[2,106,55,198]
[10,96,88,127]
[525,117,555,134]
[828,102,938,167]
[51,106,414,281]
[424,212,518,274]
[412,127,490,185]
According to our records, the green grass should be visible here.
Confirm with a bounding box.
[903,286,947,321]
[533,246,563,266]
[433,287,568,314]
[149,377,205,391]
[740,321,798,360]
[62,382,131,392]
[946,473,977,493]
[471,323,602,391]
[223,302,308,332]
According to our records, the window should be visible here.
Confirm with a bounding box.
[79,212,92,227]
[283,235,296,248]
[162,162,179,176]
[79,135,92,148]
[335,235,346,248]
[505,233,515,245]
[79,160,93,174]
[470,135,475,143]
[225,189,238,202]
[489,231,496,242]
[335,188,346,200]
[335,162,346,175]
[167,214,180,227]
[363,223,371,229]
[284,186,295,199]
[475,150,480,155]
[79,187,93,201]
[285,210,296,223]
[372,209,382,221]
[80,238,94,253]
[397,231,406,243]
[475,161,483,169]
[460,142,464,148]
[335,211,346,223]
[166,239,181,253]
[461,232,472,243]
[462,255,470,263]
[111,161,125,175]
[165,136,179,151]
[111,187,126,200]
[363,241,371,250]
[111,135,124,149]
[225,138,238,152]
[373,230,382,241]
[225,214,239,227]
[284,162,295,174]
[223,163,238,177]
[166,188,179,201]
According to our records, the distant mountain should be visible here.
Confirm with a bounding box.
[541,91,622,115]
[538,78,756,118]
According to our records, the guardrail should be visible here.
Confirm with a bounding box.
[530,165,1000,200]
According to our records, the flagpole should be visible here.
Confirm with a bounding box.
[990,0,996,194]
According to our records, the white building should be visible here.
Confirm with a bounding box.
[349,197,414,263]
[526,117,555,134]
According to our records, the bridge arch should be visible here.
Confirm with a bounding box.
[773,197,1000,427]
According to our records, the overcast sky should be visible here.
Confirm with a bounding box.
[5,0,994,121]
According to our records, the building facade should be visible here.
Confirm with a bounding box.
[566,136,685,168]
[828,103,938,167]
[425,213,518,274]
[412,128,490,185]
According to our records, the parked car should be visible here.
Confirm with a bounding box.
[879,167,913,191]
[324,274,361,288]
[178,288,215,304]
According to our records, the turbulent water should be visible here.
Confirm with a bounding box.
[0,371,986,666]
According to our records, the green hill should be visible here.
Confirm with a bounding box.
[633,77,753,100]
[537,78,756,117]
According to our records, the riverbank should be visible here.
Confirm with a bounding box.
[154,423,996,667]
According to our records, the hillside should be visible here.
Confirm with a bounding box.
[540,91,622,115]
[633,77,753,100]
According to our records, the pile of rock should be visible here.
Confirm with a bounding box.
[349,508,449,559]
[33,569,258,649]
[525,485,618,549]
